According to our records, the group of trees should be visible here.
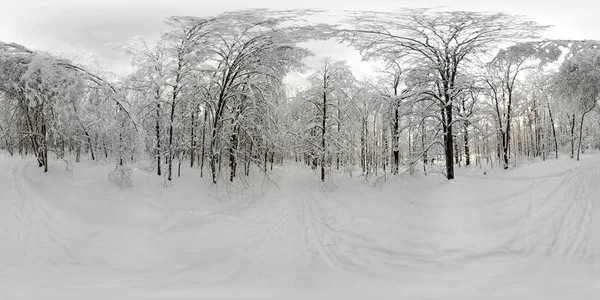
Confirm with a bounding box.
[0,41,133,174]
[292,10,600,181]
[1,8,599,185]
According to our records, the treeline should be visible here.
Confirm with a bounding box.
[1,9,599,185]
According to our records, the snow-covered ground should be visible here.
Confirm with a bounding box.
[1,153,599,299]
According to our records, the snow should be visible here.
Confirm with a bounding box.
[1,153,599,299]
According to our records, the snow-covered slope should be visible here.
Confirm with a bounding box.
[1,154,599,299]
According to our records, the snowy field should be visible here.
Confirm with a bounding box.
[1,153,599,299]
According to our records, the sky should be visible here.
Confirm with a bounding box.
[1,0,599,78]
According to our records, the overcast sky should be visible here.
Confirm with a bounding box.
[2,0,599,77]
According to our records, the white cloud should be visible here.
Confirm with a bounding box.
[2,0,598,76]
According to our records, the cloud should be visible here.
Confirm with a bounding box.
[1,0,598,76]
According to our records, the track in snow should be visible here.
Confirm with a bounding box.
[1,154,600,299]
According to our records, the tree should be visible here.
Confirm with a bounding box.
[0,42,137,175]
[117,37,169,176]
[376,59,415,175]
[485,41,562,168]
[303,59,353,181]
[162,17,215,181]
[201,12,311,184]
[553,42,600,161]
[342,9,545,179]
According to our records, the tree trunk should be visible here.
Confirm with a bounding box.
[547,103,558,158]
[167,100,176,181]
[245,140,252,176]
[454,139,460,167]
[82,131,95,161]
[321,84,327,182]
[383,126,388,177]
[393,104,399,175]
[76,144,81,163]
[103,140,108,159]
[361,117,367,176]
[421,122,427,175]
[190,104,197,168]
[570,114,576,159]
[373,118,378,177]
[210,128,218,184]
[200,110,207,178]
[444,103,455,179]
[533,101,541,157]
[408,130,413,175]
[464,121,470,166]
[263,142,269,172]
[41,122,48,173]
[167,57,184,181]
[229,124,238,182]
[156,102,162,176]
[24,108,41,166]
[577,105,596,161]
[337,97,341,171]
[503,91,513,170]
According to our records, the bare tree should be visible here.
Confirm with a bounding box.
[553,42,600,161]
[342,9,545,179]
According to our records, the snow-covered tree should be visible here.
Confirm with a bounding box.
[341,9,546,179]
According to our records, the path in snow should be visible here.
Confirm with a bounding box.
[1,153,599,299]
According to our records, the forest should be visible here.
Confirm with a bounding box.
[1,8,599,186]
[3,6,600,299]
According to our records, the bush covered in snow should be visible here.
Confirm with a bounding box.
[108,164,134,189]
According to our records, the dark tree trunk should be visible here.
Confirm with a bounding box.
[168,56,184,181]
[577,104,596,161]
[178,157,182,177]
[190,104,199,168]
[337,97,341,170]
[210,127,218,184]
[464,123,470,166]
[533,101,541,157]
[503,91,514,170]
[549,104,559,158]
[24,108,41,166]
[103,141,108,159]
[393,104,400,175]
[421,122,427,174]
[167,99,176,181]
[200,110,207,178]
[383,126,388,176]
[118,131,123,167]
[229,124,238,182]
[390,72,402,175]
[245,140,252,176]
[156,102,161,176]
[461,95,471,166]
[570,114,576,159]
[361,117,367,175]
[210,94,228,184]
[444,103,455,179]
[321,88,327,182]
[76,144,81,163]
[454,139,460,167]
[263,142,269,172]
[41,122,48,173]
[85,131,95,161]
